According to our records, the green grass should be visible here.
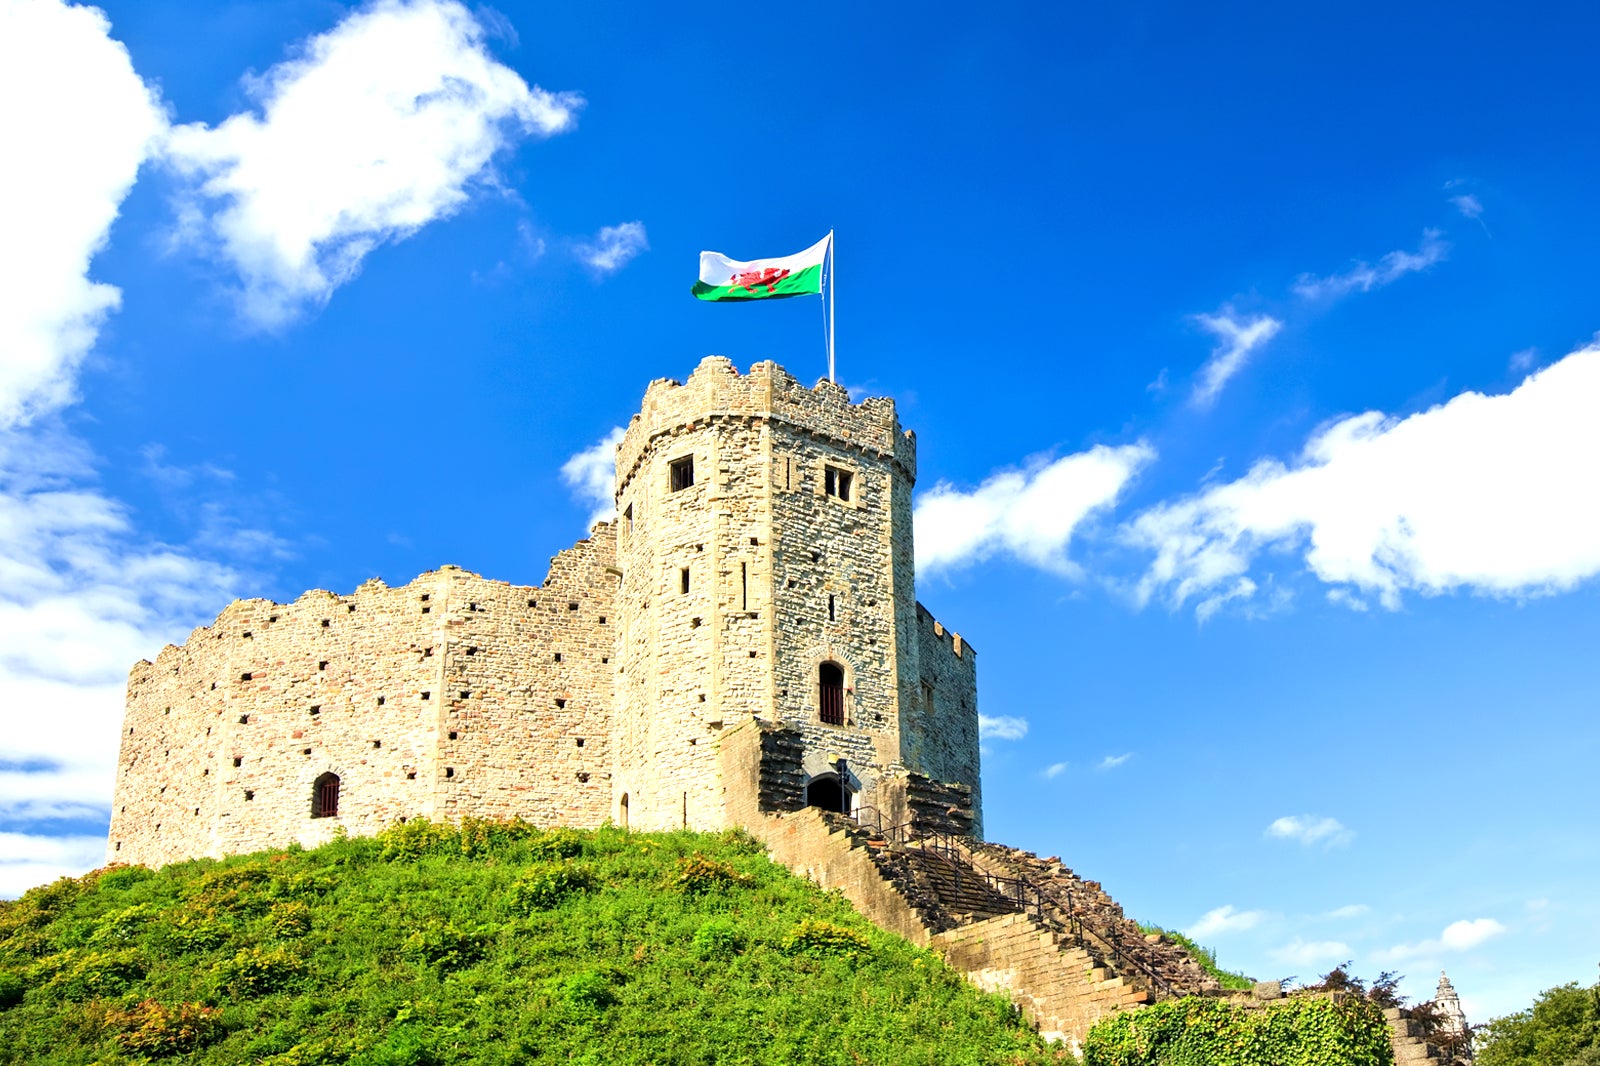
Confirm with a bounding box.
[1135,922,1255,991]
[0,820,1067,1065]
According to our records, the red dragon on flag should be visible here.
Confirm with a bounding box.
[730,266,791,294]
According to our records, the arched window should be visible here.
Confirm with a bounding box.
[311,772,340,819]
[819,662,845,725]
[619,793,630,829]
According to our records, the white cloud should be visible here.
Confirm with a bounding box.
[0,833,106,899]
[1508,347,1537,373]
[978,714,1028,741]
[164,0,582,325]
[0,0,166,428]
[915,443,1155,576]
[1450,194,1484,220]
[1271,938,1351,967]
[1292,229,1448,301]
[560,426,624,525]
[1265,815,1354,848]
[1186,905,1265,939]
[577,220,648,275]
[1378,917,1507,961]
[1042,762,1068,779]
[0,435,240,832]
[1129,342,1600,613]
[1190,310,1282,408]
[1097,752,1131,770]
[1323,904,1370,920]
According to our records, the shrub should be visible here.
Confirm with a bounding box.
[673,855,753,895]
[213,945,306,995]
[268,901,313,939]
[41,947,147,997]
[508,864,593,912]
[526,827,586,861]
[692,917,746,960]
[782,919,872,960]
[544,969,619,1016]
[102,999,225,1056]
[0,970,23,1009]
[164,911,233,953]
[400,920,489,971]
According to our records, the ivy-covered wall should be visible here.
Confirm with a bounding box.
[1083,994,1395,1066]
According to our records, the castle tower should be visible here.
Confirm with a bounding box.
[609,357,979,832]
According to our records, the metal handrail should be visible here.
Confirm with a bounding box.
[845,810,1179,1001]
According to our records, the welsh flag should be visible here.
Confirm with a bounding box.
[692,233,832,301]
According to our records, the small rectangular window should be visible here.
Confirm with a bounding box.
[825,465,853,501]
[680,567,690,595]
[669,455,695,492]
[623,504,633,532]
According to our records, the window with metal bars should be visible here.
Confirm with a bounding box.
[311,772,340,819]
[819,662,845,725]
[669,455,694,491]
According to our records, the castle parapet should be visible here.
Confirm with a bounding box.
[616,356,916,496]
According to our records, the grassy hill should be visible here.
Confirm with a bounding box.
[0,819,1065,1065]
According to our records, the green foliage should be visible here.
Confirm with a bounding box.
[506,864,593,912]
[782,918,873,960]
[692,917,746,960]
[101,998,225,1056]
[672,853,754,894]
[212,944,306,995]
[1083,993,1395,1066]
[1137,921,1255,991]
[1477,978,1600,1066]
[0,823,1061,1065]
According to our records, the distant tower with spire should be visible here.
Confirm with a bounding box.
[1435,971,1473,1062]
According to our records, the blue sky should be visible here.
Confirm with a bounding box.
[2,0,1597,1023]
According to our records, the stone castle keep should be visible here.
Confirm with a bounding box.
[106,356,1464,1053]
[110,357,981,865]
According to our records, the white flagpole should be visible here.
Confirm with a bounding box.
[827,230,836,383]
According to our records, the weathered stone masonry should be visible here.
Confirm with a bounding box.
[109,358,981,865]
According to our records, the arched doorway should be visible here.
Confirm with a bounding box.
[311,772,340,819]
[819,662,845,725]
[806,774,847,814]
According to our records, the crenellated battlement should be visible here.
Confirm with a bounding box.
[915,601,976,660]
[616,356,916,496]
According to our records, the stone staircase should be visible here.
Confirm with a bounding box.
[1386,1006,1457,1065]
[748,807,1169,1050]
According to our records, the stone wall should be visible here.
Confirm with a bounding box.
[109,547,618,867]
[904,604,981,835]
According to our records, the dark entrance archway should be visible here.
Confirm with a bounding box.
[806,775,847,814]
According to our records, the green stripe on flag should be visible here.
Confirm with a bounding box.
[692,263,824,301]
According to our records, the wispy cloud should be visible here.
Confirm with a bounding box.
[1097,752,1132,770]
[1186,905,1265,939]
[1265,815,1354,849]
[577,220,648,276]
[1190,309,1283,409]
[1042,761,1068,779]
[1376,918,1507,961]
[1127,341,1600,614]
[165,0,582,326]
[1271,938,1351,967]
[560,427,625,526]
[0,832,106,899]
[978,714,1029,741]
[1322,904,1370,921]
[914,443,1154,577]
[1291,229,1448,301]
[1450,194,1484,221]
